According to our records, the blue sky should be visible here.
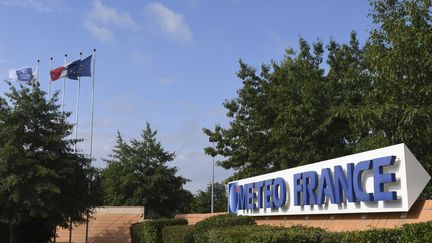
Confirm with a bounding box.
[0,0,371,193]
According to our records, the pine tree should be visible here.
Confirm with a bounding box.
[101,123,191,218]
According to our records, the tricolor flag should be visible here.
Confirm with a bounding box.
[50,55,92,81]
[8,67,38,82]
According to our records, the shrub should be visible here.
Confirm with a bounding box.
[208,225,326,243]
[130,218,188,243]
[323,228,402,243]
[400,221,432,243]
[162,225,195,243]
[193,214,255,242]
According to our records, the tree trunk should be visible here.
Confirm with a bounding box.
[9,222,16,243]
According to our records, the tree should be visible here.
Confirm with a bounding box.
[203,35,366,180]
[101,123,191,218]
[191,182,227,213]
[360,0,432,196]
[0,82,95,242]
[204,0,432,197]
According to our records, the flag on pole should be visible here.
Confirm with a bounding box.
[50,55,92,81]
[8,67,38,82]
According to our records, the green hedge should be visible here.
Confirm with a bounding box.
[193,214,256,243]
[323,221,432,243]
[162,225,195,243]
[208,224,326,243]
[204,222,432,243]
[130,218,188,243]
[323,228,402,243]
[153,217,432,243]
[400,220,432,242]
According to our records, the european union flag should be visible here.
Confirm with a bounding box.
[67,55,92,80]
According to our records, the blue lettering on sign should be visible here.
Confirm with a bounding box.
[373,156,397,201]
[334,163,356,203]
[228,155,398,213]
[273,178,286,208]
[293,156,397,206]
[353,160,374,202]
[317,168,336,204]
[228,177,287,213]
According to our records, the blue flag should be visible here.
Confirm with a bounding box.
[9,67,36,82]
[67,55,92,80]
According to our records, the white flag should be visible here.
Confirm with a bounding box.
[8,67,37,82]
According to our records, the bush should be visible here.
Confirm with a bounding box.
[0,218,56,243]
[130,218,188,243]
[162,225,195,243]
[208,225,326,243]
[323,228,402,243]
[193,214,255,243]
[400,221,432,243]
[323,222,432,243]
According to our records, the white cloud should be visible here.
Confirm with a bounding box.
[0,0,65,12]
[83,23,113,42]
[144,3,193,45]
[83,0,137,42]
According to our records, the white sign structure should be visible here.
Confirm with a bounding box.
[228,144,430,216]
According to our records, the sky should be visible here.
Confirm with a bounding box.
[0,0,372,193]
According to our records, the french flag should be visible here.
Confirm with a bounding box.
[50,55,92,81]
[50,65,68,81]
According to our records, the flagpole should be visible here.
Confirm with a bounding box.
[74,52,82,152]
[61,54,67,112]
[85,48,96,243]
[36,60,40,85]
[49,57,53,99]
[89,49,96,167]
[70,52,82,243]
[211,142,215,213]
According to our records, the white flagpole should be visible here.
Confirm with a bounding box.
[85,48,96,243]
[49,57,53,99]
[36,60,40,85]
[211,142,215,213]
[70,52,83,243]
[61,54,67,112]
[74,52,82,152]
[89,49,96,164]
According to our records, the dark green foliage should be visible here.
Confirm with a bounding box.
[162,225,195,243]
[0,82,96,242]
[193,214,256,243]
[208,225,326,243]
[0,223,7,240]
[188,221,432,243]
[364,0,432,197]
[0,217,58,243]
[191,182,227,213]
[101,123,191,218]
[400,220,432,243]
[204,0,432,197]
[130,218,188,243]
[203,35,365,181]
[324,228,402,243]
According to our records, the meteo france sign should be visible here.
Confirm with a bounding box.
[228,144,431,216]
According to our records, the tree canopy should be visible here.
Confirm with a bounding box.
[101,123,191,218]
[191,182,227,213]
[0,82,96,242]
[204,0,432,196]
